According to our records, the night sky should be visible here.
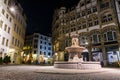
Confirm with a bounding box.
[17,0,79,36]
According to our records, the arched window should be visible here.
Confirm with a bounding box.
[104,30,117,42]
[90,31,101,44]
[101,13,113,23]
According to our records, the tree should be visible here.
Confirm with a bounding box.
[3,56,11,64]
[0,57,2,64]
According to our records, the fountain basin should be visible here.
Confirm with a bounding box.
[54,61,101,69]
[65,46,85,53]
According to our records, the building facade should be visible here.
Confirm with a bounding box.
[23,33,52,64]
[0,0,27,64]
[52,0,120,66]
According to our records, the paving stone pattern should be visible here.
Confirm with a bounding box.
[0,65,120,80]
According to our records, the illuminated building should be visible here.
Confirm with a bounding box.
[52,0,120,66]
[24,33,52,64]
[0,0,27,64]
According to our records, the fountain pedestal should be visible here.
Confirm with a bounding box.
[54,62,101,69]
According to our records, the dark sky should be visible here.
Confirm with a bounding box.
[17,0,79,36]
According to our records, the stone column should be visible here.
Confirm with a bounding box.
[101,44,107,66]
[88,44,92,61]
[101,33,107,66]
[87,33,92,61]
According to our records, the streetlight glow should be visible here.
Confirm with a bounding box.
[10,7,15,12]
[85,42,88,45]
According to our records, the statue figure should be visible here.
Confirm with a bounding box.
[72,37,79,46]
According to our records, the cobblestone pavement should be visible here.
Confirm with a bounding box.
[0,65,120,80]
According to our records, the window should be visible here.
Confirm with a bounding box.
[4,24,7,31]
[14,24,16,31]
[93,6,97,12]
[34,44,37,48]
[88,22,93,27]
[4,0,7,4]
[107,31,113,40]
[83,24,86,29]
[34,34,39,38]
[82,11,85,16]
[87,8,91,14]
[94,20,99,25]
[77,13,80,18]
[40,51,42,54]
[44,47,46,50]
[2,37,5,45]
[6,39,8,46]
[15,39,17,46]
[0,20,3,28]
[9,17,12,22]
[40,45,42,49]
[108,14,112,21]
[81,3,85,7]
[100,2,109,10]
[6,14,9,19]
[101,15,107,23]
[91,34,101,43]
[48,52,51,56]
[78,26,82,30]
[8,27,10,33]
[90,31,101,43]
[48,47,51,50]
[41,36,43,39]
[34,39,38,43]
[104,31,117,42]
[44,42,46,44]
[88,19,93,27]
[34,50,36,54]
[40,41,42,43]
[44,52,46,55]
[101,14,113,23]
[86,0,91,4]
[2,9,5,15]
[48,43,51,45]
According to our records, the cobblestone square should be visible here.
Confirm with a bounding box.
[0,65,120,80]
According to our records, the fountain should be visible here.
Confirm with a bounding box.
[54,34,101,69]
